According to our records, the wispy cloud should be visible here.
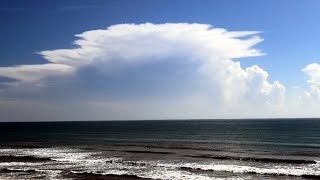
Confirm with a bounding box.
[59,5,103,12]
[0,7,33,12]
[0,64,74,83]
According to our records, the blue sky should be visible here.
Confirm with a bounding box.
[1,0,320,121]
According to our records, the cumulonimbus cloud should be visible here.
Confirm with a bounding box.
[0,23,288,117]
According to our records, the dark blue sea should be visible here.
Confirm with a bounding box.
[0,119,319,179]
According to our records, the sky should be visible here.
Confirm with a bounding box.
[0,0,320,121]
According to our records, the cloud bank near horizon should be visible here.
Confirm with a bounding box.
[0,23,319,120]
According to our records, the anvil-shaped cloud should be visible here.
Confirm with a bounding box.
[0,23,283,99]
[1,23,318,120]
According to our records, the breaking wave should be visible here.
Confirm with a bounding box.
[0,147,319,180]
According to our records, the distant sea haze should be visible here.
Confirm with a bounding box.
[0,119,319,179]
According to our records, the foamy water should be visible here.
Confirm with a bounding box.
[0,147,319,180]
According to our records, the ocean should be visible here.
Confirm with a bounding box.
[0,119,319,180]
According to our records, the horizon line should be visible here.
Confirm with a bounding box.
[1,117,320,123]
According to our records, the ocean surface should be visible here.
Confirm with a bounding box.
[0,119,319,180]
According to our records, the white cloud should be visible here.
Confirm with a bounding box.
[269,62,320,118]
[0,23,289,119]
[0,64,74,83]
[39,23,263,67]
[302,63,320,101]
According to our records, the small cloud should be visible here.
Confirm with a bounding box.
[291,86,301,89]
